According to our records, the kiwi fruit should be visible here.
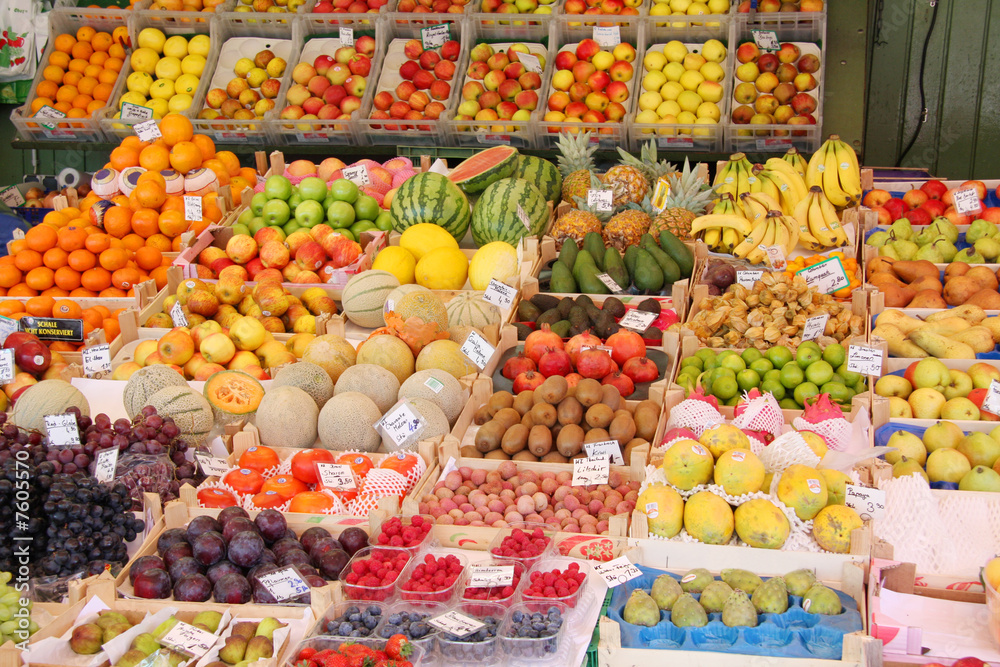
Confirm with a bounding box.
[520,412,535,429]
[475,420,505,453]
[575,379,603,407]
[622,438,648,463]
[601,385,622,411]
[512,391,535,415]
[487,391,514,416]
[529,402,557,428]
[557,396,583,425]
[541,451,569,463]
[501,424,529,456]
[485,449,511,460]
[556,424,584,457]
[609,413,637,446]
[536,375,568,405]
[633,401,660,441]
[493,407,523,431]
[585,403,614,429]
[528,425,553,457]
[474,404,492,425]
[584,428,611,444]
[460,445,484,458]
[512,451,537,462]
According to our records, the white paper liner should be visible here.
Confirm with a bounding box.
[193,615,297,667]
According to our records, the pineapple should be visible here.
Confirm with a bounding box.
[555,131,598,206]
[648,158,717,240]
[603,207,651,253]
[604,139,677,207]
[552,174,607,248]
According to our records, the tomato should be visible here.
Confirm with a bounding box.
[288,491,336,514]
[290,449,336,485]
[238,445,280,474]
[378,451,419,478]
[338,452,374,478]
[197,487,239,508]
[250,490,286,509]
[260,475,309,501]
[223,468,264,495]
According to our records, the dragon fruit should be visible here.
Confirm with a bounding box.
[733,389,774,444]
[733,388,762,418]
[799,393,844,424]
[688,385,720,410]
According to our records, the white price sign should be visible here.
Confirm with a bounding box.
[424,376,444,393]
[587,188,613,212]
[0,186,25,207]
[585,440,624,465]
[195,454,231,477]
[596,273,623,294]
[342,164,369,185]
[592,26,620,47]
[983,380,1000,416]
[159,621,218,658]
[844,484,885,521]
[339,27,354,46]
[258,566,311,601]
[429,611,485,638]
[751,30,780,51]
[483,279,517,310]
[517,52,542,74]
[35,105,66,129]
[120,102,153,122]
[796,256,850,294]
[617,309,657,333]
[657,136,694,149]
[0,316,16,344]
[170,301,188,327]
[0,348,13,383]
[45,413,80,446]
[736,270,764,288]
[846,344,883,377]
[94,448,119,483]
[594,555,642,587]
[375,401,425,448]
[517,204,531,230]
[315,462,357,490]
[184,196,202,222]
[81,344,111,378]
[953,187,983,216]
[460,330,496,370]
[466,565,514,587]
[802,314,829,341]
[134,119,161,142]
[764,245,787,270]
[573,457,609,486]
[421,24,449,49]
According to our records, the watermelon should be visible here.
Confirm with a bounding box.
[511,154,562,202]
[470,178,549,247]
[448,146,519,193]
[390,172,471,242]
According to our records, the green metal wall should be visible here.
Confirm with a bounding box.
[864,0,1000,178]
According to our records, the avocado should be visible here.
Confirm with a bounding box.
[537,308,562,327]
[514,323,533,340]
[624,245,640,279]
[517,300,541,322]
[637,298,662,315]
[632,249,665,293]
[659,229,694,278]
[583,232,605,270]
[530,293,560,312]
[603,247,630,292]
[641,234,680,284]
[550,320,571,337]
[558,238,579,269]
[549,260,576,294]
[557,297,576,317]
[601,297,626,319]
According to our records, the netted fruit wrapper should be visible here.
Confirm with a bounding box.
[664,398,724,438]
[758,432,821,474]
[732,391,786,441]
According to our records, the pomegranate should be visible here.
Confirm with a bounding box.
[513,371,545,393]
[622,356,659,384]
[538,349,573,377]
[606,329,646,366]
[523,324,563,363]
[502,353,536,380]
[564,372,582,390]
[576,349,614,379]
[602,371,635,397]
[663,427,698,444]
[565,331,601,365]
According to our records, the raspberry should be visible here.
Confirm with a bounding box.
[410,515,424,527]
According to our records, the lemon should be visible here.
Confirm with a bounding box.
[154,56,182,81]
[468,241,518,291]
[130,47,160,75]
[181,54,206,77]
[372,246,416,285]
[167,94,193,113]
[174,73,199,96]
[126,71,154,96]
[399,223,459,261]
[149,79,175,100]
[118,91,147,109]
[137,28,166,53]
[414,247,468,290]
[147,98,169,118]
[162,35,189,59]
[985,557,1000,591]
[188,35,211,58]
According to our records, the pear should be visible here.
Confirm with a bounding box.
[932,237,958,262]
[931,216,959,243]
[671,593,708,627]
[966,218,995,244]
[219,635,247,664]
[783,569,817,596]
[113,649,150,667]
[679,568,713,593]
[130,632,161,657]
[69,623,104,654]
[867,231,890,247]
[751,577,789,614]
[650,574,683,610]
[914,226,936,246]
[102,622,132,643]
[953,248,985,264]
[96,612,131,630]
[721,568,763,595]
[254,617,286,640]
[891,239,918,261]
[229,621,257,640]
[892,456,929,481]
[721,590,758,627]
[890,218,913,241]
[802,584,842,615]
[879,244,901,260]
[152,617,178,638]
[698,580,734,613]
[975,237,1000,261]
[192,611,223,633]
[162,649,186,666]
[622,590,660,627]
[959,465,1000,492]
[244,636,274,661]
[913,244,943,263]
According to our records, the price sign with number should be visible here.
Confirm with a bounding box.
[796,256,850,294]
[315,462,357,490]
[45,413,80,446]
[159,621,218,658]
[596,273,623,294]
[134,119,161,142]
[594,555,642,587]
[0,186,25,207]
[802,314,829,341]
[170,301,188,327]
[844,484,885,521]
[460,330,496,370]
[953,187,983,216]
[752,30,780,51]
[466,565,514,587]
[94,448,119,484]
[339,27,354,46]
[483,279,517,310]
[0,349,13,383]
[82,344,112,378]
[184,196,202,222]
[983,380,1000,416]
[587,188,613,212]
[121,102,153,122]
[847,344,882,377]
[617,309,657,332]
[35,105,66,129]
[196,454,231,477]
[258,566,311,601]
[429,611,485,638]
[421,23,450,49]
[517,52,542,73]
[342,164,369,185]
[592,26,620,47]
[736,270,764,288]
[375,401,425,448]
[573,458,609,486]
[585,440,624,465]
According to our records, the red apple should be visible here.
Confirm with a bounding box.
[919,179,948,199]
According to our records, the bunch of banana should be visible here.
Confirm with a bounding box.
[782,147,808,177]
[732,210,799,265]
[751,157,809,215]
[794,185,849,249]
[713,153,756,201]
[692,193,751,253]
[739,191,782,226]
[806,135,862,208]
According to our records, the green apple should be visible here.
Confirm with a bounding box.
[326,200,356,228]
[263,175,292,200]
[248,217,267,235]
[353,194,380,222]
[262,199,290,226]
[230,223,250,237]
[298,176,328,202]
[237,207,254,226]
[374,211,392,231]
[294,199,325,228]
[330,178,359,203]
[250,192,268,216]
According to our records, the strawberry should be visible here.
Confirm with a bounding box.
[384,634,414,661]
[374,660,413,667]
[298,648,319,660]
[294,661,317,667]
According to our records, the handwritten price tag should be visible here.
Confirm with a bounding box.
[736,269,763,288]
[339,27,354,46]
[195,454,230,477]
[751,30,780,51]
[159,621,218,658]
[802,314,829,341]
[342,164,369,185]
[844,484,885,521]
[0,186,25,207]
[460,330,496,370]
[375,401,425,448]
[585,440,624,465]
[597,273,623,294]
[35,105,66,129]
[617,309,657,332]
[94,448,119,484]
[573,458,609,486]
[82,344,112,378]
[847,344,882,377]
[258,566,311,601]
[592,26,620,47]
[517,52,542,74]
[315,462,357,490]
[587,188,613,212]
[134,119,161,142]
[170,301,188,327]
[797,256,850,294]
[0,316,16,344]
[0,349,13,383]
[466,565,514,587]
[594,555,642,587]
[421,23,450,49]
[45,414,80,446]
[983,380,1000,416]
[120,102,153,122]
[184,196,202,222]
[483,279,517,310]
[952,187,982,216]
[429,611,485,638]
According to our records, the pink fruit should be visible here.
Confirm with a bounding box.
[502,353,536,380]
[513,370,545,392]
[538,349,573,377]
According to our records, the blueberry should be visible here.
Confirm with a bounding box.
[364,616,379,630]
[410,622,428,638]
[367,605,381,616]
[388,613,402,625]
[348,613,361,622]
[338,622,353,635]
[346,605,359,615]
[518,626,530,637]
[512,610,524,622]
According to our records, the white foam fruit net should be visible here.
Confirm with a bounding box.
[664,398,724,438]
[876,473,1000,578]
[758,431,821,473]
[732,392,785,440]
[794,415,853,452]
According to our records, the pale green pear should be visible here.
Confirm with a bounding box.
[913,243,943,263]
[914,226,936,246]
[966,218,994,244]
[892,456,929,481]
[890,218,913,240]
[953,248,985,264]
[879,244,901,260]
[254,617,286,640]
[130,633,160,657]
[930,216,959,243]
[192,611,223,634]
[891,239,919,261]
[975,237,1000,261]
[932,237,958,261]
[867,231,890,247]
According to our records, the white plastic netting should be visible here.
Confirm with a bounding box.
[664,398,724,438]
[732,392,785,440]
[794,416,854,451]
[758,431,821,473]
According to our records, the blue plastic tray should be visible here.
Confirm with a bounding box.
[606,566,862,660]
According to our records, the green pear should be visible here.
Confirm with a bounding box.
[161,649,186,666]
[113,649,149,667]
[953,248,985,264]
[893,456,929,481]
[914,226,936,246]
[923,421,964,452]
[245,635,274,661]
[130,633,161,657]
[959,465,1000,492]
[932,237,958,261]
[913,243,944,263]
[926,448,972,483]
[867,230,890,247]
[254,617,286,640]
[879,244,901,260]
[890,218,913,241]
[966,218,994,244]
[192,611,223,634]
[885,430,927,465]
[96,612,130,630]
[891,239,918,261]
[152,617,178,638]
[218,636,247,664]
[975,237,1000,261]
[102,622,132,643]
[930,216,959,243]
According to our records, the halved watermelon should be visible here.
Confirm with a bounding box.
[448,145,519,194]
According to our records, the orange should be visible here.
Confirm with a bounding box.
[81,308,102,329]
[71,41,94,61]
[158,210,186,237]
[81,267,112,292]
[99,287,127,298]
[42,65,64,83]
[130,208,160,238]
[25,296,55,316]
[160,114,194,146]
[99,247,129,271]
[42,247,68,269]
[112,26,129,48]
[36,80,59,100]
[202,199,223,224]
[136,170,166,189]
[135,246,162,271]
[238,167,258,183]
[13,249,42,272]
[110,146,139,170]
[54,34,76,53]
[89,52,108,68]
[76,76,98,96]
[83,63,102,79]
[102,317,121,342]
[68,249,97,272]
[52,299,83,319]
[134,181,167,209]
[160,195,184,214]
[54,266,81,291]
[48,51,70,69]
[7,285,37,298]
[149,265,169,289]
[62,70,82,87]
[54,101,72,114]
[215,151,241,177]
[102,207,132,239]
[30,97,54,113]
[57,226,88,252]
[139,144,170,172]
[86,100,105,115]
[146,234,172,252]
[76,26,96,42]
[55,85,78,104]
[71,94,93,110]
[40,287,69,298]
[67,58,88,74]
[0,266,21,289]
[169,141,202,174]
[201,158,230,186]
[191,134,215,161]
[70,288,95,297]
[24,267,55,291]
[229,177,250,204]
[92,81,113,102]
[121,234,145,252]
[0,300,24,316]
[171,236,183,252]
[97,68,117,85]
[108,43,125,59]
[104,56,123,72]
[25,225,57,252]
[112,267,140,289]
[7,239,26,254]
[91,32,113,52]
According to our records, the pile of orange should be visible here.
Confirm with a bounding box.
[28,25,130,126]
[0,297,128,350]
[783,251,861,299]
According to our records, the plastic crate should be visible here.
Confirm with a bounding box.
[443,16,555,149]
[11,8,130,143]
[186,14,304,144]
[267,14,385,146]
[53,0,134,19]
[468,0,560,31]
[301,0,385,24]
[355,15,470,146]
[735,4,826,42]
[131,0,233,16]
[387,0,475,15]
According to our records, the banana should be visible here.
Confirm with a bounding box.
[690,213,753,236]
[805,187,843,247]
[713,193,740,217]
[755,172,792,213]
[735,154,754,197]
[820,138,854,208]
[756,171,782,201]
[722,227,741,252]
[738,192,768,224]
[771,215,790,261]
[813,186,849,245]
[714,158,736,198]
[793,196,824,250]
[732,216,770,259]
[746,219,775,265]
[782,147,808,177]
[765,157,809,203]
[778,213,799,253]
[830,135,862,204]
[703,227,721,248]
[805,140,828,189]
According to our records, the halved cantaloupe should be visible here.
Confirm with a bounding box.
[203,370,264,425]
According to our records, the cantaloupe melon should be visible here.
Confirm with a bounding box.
[203,370,264,425]
[446,292,501,329]
[385,284,429,316]
[415,340,478,379]
[318,392,381,452]
[123,365,188,419]
[335,364,401,413]
[408,397,449,441]
[12,380,90,436]
[303,334,357,383]
[356,335,414,384]
[256,386,318,448]
[146,385,214,444]
[395,291,449,330]
[341,270,400,328]
[271,362,334,408]
[398,370,468,426]
[448,325,499,347]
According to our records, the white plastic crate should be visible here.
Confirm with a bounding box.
[735,4,826,42]
[301,0,385,24]
[468,0,560,31]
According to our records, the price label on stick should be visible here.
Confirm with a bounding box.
[953,187,983,216]
[82,344,112,378]
[421,23,449,49]
[592,26,620,47]
[466,565,514,587]
[596,273,623,294]
[518,52,542,74]
[184,196,202,222]
[339,27,354,46]
[134,119,161,142]
[429,611,485,638]
[159,621,219,658]
[585,440,624,465]
[94,448,119,484]
[751,30,780,51]
[483,279,517,310]
[617,309,657,332]
[517,204,531,230]
[45,413,80,446]
[801,314,829,341]
[844,484,885,521]
[460,330,496,370]
[0,186,25,207]
[170,301,188,327]
[573,458,609,486]
[342,164,369,185]
[315,462,357,490]
[983,380,1000,416]
[0,349,13,383]
[594,555,642,587]
[587,188,613,212]
[195,454,230,477]
[796,256,850,294]
[258,566,311,601]
[736,269,763,288]
[846,344,882,377]
[375,401,425,448]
